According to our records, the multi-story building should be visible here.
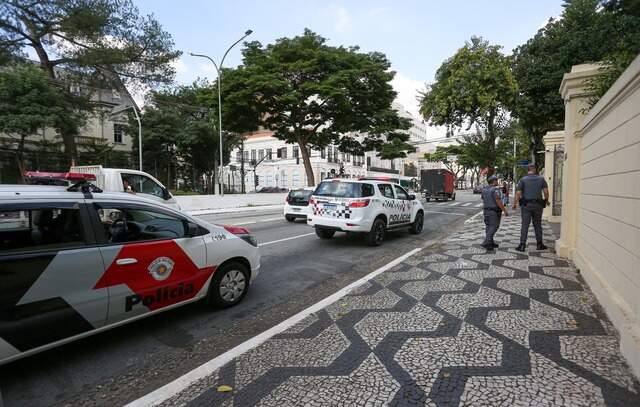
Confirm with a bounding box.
[0,64,136,183]
[225,102,428,191]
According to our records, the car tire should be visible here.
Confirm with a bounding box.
[315,227,335,239]
[366,217,387,246]
[443,196,448,202]
[285,215,295,222]
[426,198,430,202]
[409,211,424,234]
[209,261,249,308]
[452,194,456,201]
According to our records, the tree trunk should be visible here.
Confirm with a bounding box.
[485,109,497,176]
[298,136,315,186]
[15,136,27,184]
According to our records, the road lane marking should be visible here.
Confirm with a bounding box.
[126,247,423,407]
[448,202,460,206]
[465,211,484,224]
[425,210,467,216]
[235,217,283,226]
[474,203,483,207]
[258,232,316,246]
[461,202,472,207]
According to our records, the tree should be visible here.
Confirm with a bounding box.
[511,0,640,164]
[237,29,412,186]
[495,121,531,180]
[0,64,67,180]
[423,145,467,181]
[420,37,516,176]
[0,0,181,163]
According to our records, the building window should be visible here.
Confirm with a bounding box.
[236,151,242,162]
[292,170,300,187]
[345,153,351,163]
[243,150,249,161]
[321,148,326,159]
[320,171,325,180]
[266,148,272,160]
[258,149,264,160]
[251,149,256,162]
[281,147,288,159]
[113,124,125,144]
[293,146,299,158]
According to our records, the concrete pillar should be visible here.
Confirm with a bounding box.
[542,130,565,222]
[556,64,601,259]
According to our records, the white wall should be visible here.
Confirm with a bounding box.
[561,55,640,377]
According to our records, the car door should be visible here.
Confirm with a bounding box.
[391,185,412,225]
[88,201,211,324]
[0,201,107,361]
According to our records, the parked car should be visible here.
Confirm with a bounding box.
[284,188,314,221]
[473,184,485,194]
[0,180,260,365]
[307,177,424,246]
[257,186,288,193]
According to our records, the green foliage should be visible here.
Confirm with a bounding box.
[236,29,412,186]
[0,0,181,163]
[420,37,516,175]
[511,0,640,162]
[0,64,68,178]
[495,121,531,180]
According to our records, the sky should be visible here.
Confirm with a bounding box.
[133,0,564,136]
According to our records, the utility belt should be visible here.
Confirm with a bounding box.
[483,207,501,213]
[521,199,547,207]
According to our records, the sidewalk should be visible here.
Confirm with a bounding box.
[156,215,639,406]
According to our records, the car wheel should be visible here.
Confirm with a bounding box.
[285,215,295,222]
[443,196,448,202]
[452,194,456,201]
[366,217,386,246]
[426,198,430,202]
[209,261,249,308]
[315,227,335,239]
[409,211,424,234]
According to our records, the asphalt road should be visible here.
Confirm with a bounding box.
[0,191,483,407]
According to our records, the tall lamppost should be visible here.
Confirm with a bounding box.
[190,29,253,196]
[110,104,142,171]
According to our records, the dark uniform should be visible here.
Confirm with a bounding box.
[517,174,548,245]
[481,185,502,248]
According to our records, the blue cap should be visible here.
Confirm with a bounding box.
[488,175,498,182]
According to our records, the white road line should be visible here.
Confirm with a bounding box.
[235,217,282,226]
[474,203,483,207]
[461,202,472,207]
[258,232,316,246]
[448,202,461,206]
[465,210,484,224]
[125,247,423,407]
[424,210,467,216]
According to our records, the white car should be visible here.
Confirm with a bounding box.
[306,178,424,246]
[0,180,260,365]
[284,188,314,221]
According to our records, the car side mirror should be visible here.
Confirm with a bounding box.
[409,194,416,200]
[185,221,198,237]
[162,188,171,200]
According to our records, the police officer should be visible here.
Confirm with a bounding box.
[481,175,508,251]
[513,164,550,251]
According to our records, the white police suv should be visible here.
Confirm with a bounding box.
[0,173,260,365]
[307,177,424,246]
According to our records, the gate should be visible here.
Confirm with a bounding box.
[552,145,564,216]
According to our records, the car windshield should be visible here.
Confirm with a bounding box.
[313,181,374,198]
[289,190,313,199]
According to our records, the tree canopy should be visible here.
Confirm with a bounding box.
[0,0,181,163]
[511,0,640,161]
[0,64,68,178]
[420,37,516,175]
[236,29,412,186]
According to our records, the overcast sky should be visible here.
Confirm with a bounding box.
[133,0,564,136]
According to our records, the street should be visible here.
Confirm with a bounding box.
[0,191,483,407]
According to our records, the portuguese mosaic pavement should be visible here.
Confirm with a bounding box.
[163,215,640,406]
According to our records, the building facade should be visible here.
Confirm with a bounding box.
[0,65,136,183]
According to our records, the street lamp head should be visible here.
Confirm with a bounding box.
[245,29,253,35]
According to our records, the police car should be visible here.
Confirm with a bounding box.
[0,173,260,365]
[306,178,424,246]
[283,187,314,221]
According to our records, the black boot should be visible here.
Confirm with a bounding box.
[481,243,494,251]
[515,244,526,252]
[492,242,499,248]
[537,242,548,250]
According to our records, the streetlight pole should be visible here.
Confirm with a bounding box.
[512,136,517,197]
[110,105,142,171]
[190,29,253,196]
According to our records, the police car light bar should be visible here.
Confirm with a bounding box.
[24,171,97,182]
[358,176,393,181]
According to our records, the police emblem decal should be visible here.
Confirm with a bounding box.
[148,257,175,281]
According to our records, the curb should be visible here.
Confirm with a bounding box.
[186,204,284,216]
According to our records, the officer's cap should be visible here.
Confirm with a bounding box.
[488,175,498,182]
